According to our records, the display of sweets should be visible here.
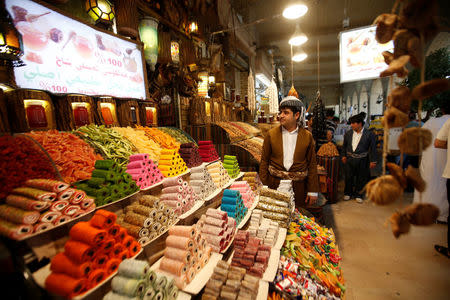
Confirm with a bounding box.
[158,225,212,289]
[274,210,345,299]
[105,259,179,300]
[277,180,295,209]
[247,210,279,247]
[231,230,271,278]
[220,189,248,225]
[198,140,219,162]
[197,208,236,253]
[206,161,231,189]
[242,172,263,193]
[126,153,164,190]
[230,181,257,208]
[256,188,291,228]
[158,149,188,177]
[202,260,259,300]
[189,165,217,200]
[45,210,141,299]
[178,143,203,168]
[0,179,95,240]
[117,194,177,245]
[75,160,139,206]
[222,155,241,178]
[160,177,198,215]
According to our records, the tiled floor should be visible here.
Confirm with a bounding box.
[330,195,450,299]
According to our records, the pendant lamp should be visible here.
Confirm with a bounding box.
[282,2,308,20]
[289,24,308,46]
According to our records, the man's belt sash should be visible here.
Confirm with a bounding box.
[347,151,368,159]
[268,165,308,181]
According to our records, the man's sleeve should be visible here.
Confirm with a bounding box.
[259,134,272,186]
[306,137,319,193]
[369,131,377,163]
[437,119,450,141]
[341,131,348,157]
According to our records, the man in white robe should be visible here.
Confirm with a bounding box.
[414,105,450,223]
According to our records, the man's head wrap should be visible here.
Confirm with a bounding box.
[279,95,305,127]
[348,112,366,124]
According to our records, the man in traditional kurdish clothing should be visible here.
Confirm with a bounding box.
[342,112,377,203]
[259,96,319,209]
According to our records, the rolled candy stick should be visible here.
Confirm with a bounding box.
[163,247,192,264]
[50,253,92,278]
[129,153,149,162]
[53,214,72,225]
[165,235,194,250]
[0,205,40,225]
[69,190,86,204]
[40,211,61,223]
[87,269,106,289]
[33,222,54,233]
[25,179,69,193]
[12,187,56,202]
[168,225,196,238]
[5,195,50,211]
[0,219,33,239]
[45,273,86,298]
[50,200,69,212]
[69,222,107,246]
[159,257,187,276]
[90,209,117,229]
[57,188,75,201]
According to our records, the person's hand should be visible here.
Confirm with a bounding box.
[306,195,318,206]
[342,157,347,164]
[370,162,376,169]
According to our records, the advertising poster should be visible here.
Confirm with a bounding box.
[6,0,147,99]
[339,26,394,83]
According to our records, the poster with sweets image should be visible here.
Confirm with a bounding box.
[6,0,147,99]
[339,25,394,83]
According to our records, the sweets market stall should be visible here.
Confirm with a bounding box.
[0,1,348,300]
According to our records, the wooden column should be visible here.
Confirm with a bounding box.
[115,0,139,39]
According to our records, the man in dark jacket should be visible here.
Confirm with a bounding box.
[342,112,377,203]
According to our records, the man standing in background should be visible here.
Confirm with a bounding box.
[414,104,450,223]
[342,112,377,203]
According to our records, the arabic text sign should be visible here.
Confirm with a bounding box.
[339,26,394,83]
[6,0,147,99]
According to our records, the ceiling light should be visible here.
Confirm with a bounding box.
[289,24,308,46]
[292,51,307,62]
[282,3,308,20]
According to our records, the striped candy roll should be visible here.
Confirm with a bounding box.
[162,177,183,187]
[161,185,183,194]
[128,161,146,170]
[63,205,81,216]
[40,211,61,223]
[160,257,188,277]
[53,214,72,225]
[84,203,96,213]
[189,180,204,187]
[0,205,40,225]
[138,236,150,245]
[160,200,181,209]
[189,165,204,173]
[12,187,56,202]
[160,193,183,201]
[5,195,50,211]
[0,219,33,239]
[72,210,85,219]
[34,222,54,233]
[69,190,86,204]
[80,197,94,209]
[57,188,75,201]
[111,276,147,298]
[50,200,69,212]
[131,174,144,184]
[129,154,149,162]
[25,179,70,193]
[127,168,145,175]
